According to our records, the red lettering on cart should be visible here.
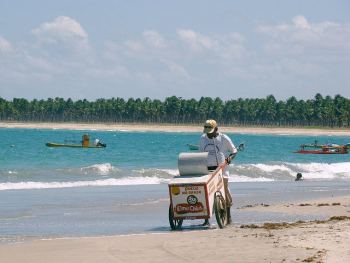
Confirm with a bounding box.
[188,190,202,194]
[175,202,204,214]
[185,186,199,191]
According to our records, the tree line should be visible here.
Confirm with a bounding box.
[0,94,349,127]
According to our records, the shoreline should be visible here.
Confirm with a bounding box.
[1,195,349,262]
[1,121,350,136]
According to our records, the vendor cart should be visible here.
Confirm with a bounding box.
[168,152,229,230]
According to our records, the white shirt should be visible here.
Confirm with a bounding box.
[199,133,237,167]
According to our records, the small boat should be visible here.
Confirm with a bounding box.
[187,144,199,151]
[295,146,348,154]
[46,142,106,148]
[46,134,106,148]
[300,140,350,149]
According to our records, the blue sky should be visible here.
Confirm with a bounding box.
[0,0,349,100]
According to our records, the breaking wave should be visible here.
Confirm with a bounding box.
[81,163,119,175]
[0,177,168,191]
[1,162,349,190]
[228,162,350,181]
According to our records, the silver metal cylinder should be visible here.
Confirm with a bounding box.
[178,152,208,176]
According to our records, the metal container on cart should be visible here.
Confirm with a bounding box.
[168,152,228,229]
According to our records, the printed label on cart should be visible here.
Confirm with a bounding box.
[175,202,204,214]
[170,184,207,217]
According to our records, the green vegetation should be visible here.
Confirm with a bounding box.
[0,93,349,127]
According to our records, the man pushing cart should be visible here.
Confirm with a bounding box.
[168,120,239,229]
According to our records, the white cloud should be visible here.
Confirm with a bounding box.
[257,15,350,55]
[124,40,144,53]
[176,29,247,60]
[2,14,348,100]
[161,59,190,79]
[0,36,13,53]
[177,29,216,51]
[292,15,311,30]
[85,66,130,78]
[253,59,321,77]
[24,55,57,73]
[216,33,247,59]
[135,72,154,82]
[32,16,89,50]
[143,30,166,48]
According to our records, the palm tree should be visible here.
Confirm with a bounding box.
[0,94,349,127]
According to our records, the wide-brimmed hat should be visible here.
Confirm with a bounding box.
[203,119,217,134]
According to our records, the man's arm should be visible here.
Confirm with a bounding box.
[222,134,237,164]
[222,134,237,155]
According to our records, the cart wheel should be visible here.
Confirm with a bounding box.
[169,204,183,230]
[214,193,227,229]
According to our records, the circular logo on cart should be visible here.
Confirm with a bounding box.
[187,195,198,205]
[171,186,180,195]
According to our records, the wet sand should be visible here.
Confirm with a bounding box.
[1,195,349,263]
[1,121,350,136]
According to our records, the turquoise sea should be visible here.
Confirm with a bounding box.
[0,128,349,240]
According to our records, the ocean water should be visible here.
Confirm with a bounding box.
[0,128,349,240]
[1,128,350,188]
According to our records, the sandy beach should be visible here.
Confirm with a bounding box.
[1,195,349,263]
[1,122,350,262]
[1,121,350,136]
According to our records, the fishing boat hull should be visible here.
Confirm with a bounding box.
[46,142,106,148]
[295,149,348,154]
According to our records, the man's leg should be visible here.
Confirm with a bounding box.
[224,177,232,224]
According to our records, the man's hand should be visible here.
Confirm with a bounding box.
[226,153,237,164]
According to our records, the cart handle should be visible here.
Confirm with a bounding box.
[225,142,244,165]
[225,153,236,165]
[238,142,245,151]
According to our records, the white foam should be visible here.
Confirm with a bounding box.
[157,169,179,176]
[0,177,169,191]
[2,162,349,191]
[289,162,350,180]
[228,174,274,183]
[252,164,293,173]
[231,161,350,180]
[132,168,179,178]
[81,163,118,175]
[291,162,350,174]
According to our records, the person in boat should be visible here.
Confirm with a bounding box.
[94,138,100,146]
[93,138,106,147]
[82,134,90,148]
[199,119,237,225]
